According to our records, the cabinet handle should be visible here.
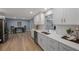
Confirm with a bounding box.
[61,18,66,23]
[64,18,66,22]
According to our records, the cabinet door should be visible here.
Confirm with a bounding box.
[53,8,64,25]
[34,13,45,25]
[34,14,40,25]
[31,30,34,39]
[59,43,77,51]
[41,36,58,51]
[64,8,75,25]
[38,32,59,51]
[64,8,79,25]
[40,13,45,24]
[37,33,45,49]
[47,38,58,51]
[41,36,52,51]
[37,33,50,50]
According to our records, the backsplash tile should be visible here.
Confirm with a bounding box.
[56,25,79,35]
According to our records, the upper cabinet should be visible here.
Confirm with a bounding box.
[64,8,79,25]
[40,13,45,24]
[53,8,79,25]
[34,8,79,25]
[34,9,53,25]
[34,14,40,25]
[34,12,45,25]
[53,8,64,25]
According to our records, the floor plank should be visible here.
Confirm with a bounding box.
[0,32,42,51]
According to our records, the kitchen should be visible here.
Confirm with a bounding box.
[32,8,79,51]
[0,8,79,51]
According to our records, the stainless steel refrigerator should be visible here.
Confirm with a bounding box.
[0,19,8,43]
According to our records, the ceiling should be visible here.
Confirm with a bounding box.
[0,8,45,19]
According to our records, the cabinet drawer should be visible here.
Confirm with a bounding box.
[43,36,58,51]
[59,43,77,51]
[48,38,58,51]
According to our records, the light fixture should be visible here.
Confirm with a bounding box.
[30,11,33,14]
[44,8,48,10]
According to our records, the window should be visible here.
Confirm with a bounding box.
[17,22,22,27]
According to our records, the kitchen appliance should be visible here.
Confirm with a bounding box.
[34,31,38,43]
[0,17,8,43]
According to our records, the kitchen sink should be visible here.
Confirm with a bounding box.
[41,32,50,35]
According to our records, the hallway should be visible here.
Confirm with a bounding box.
[0,32,42,51]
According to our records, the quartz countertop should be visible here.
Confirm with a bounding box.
[32,29,79,50]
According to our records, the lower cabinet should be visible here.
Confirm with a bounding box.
[31,30,34,39]
[38,33,58,51]
[58,43,77,51]
[37,33,45,49]
[43,36,58,51]
[37,32,78,51]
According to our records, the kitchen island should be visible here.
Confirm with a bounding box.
[32,29,79,51]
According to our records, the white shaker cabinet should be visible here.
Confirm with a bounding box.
[34,14,40,25]
[31,29,34,39]
[37,31,78,51]
[64,8,79,25]
[37,33,50,50]
[37,33,45,49]
[53,8,64,25]
[34,13,45,25]
[44,37,58,51]
[37,32,58,51]
[37,33,49,50]
[53,8,79,25]
[59,43,77,51]
[40,13,45,24]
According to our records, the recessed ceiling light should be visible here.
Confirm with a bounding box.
[44,8,48,10]
[30,11,33,14]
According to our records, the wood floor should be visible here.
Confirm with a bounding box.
[0,32,42,51]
